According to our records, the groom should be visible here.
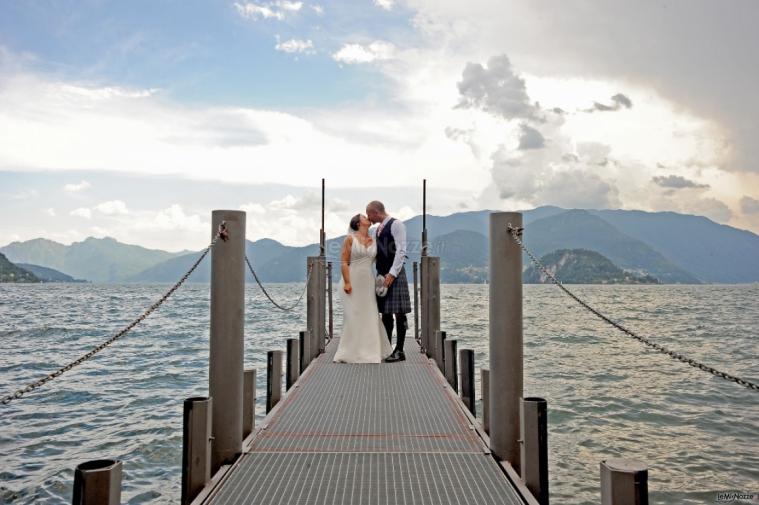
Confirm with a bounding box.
[366,200,412,362]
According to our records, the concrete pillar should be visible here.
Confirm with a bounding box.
[209,210,246,473]
[489,211,523,470]
[299,329,311,372]
[520,397,549,505]
[444,338,458,392]
[600,459,648,505]
[434,330,446,372]
[459,349,475,416]
[421,256,440,358]
[413,261,419,345]
[243,370,256,439]
[267,350,283,413]
[72,459,122,505]
[286,338,299,390]
[481,368,490,435]
[182,397,212,505]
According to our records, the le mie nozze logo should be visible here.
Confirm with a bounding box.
[715,491,758,503]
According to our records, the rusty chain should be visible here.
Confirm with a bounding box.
[507,224,759,392]
[245,256,313,312]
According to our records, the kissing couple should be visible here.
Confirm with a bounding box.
[333,200,412,363]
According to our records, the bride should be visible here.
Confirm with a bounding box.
[333,214,394,363]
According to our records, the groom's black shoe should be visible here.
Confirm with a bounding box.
[385,349,405,362]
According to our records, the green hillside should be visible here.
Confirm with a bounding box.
[523,249,660,284]
[0,253,39,283]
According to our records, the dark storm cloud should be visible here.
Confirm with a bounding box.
[652,174,710,189]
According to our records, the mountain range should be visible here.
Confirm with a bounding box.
[2,206,758,284]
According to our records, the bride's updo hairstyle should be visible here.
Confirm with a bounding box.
[349,214,361,232]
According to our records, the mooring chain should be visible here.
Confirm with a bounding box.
[506,224,759,392]
[0,223,228,407]
[245,256,313,312]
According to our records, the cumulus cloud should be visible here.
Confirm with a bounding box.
[740,196,759,215]
[70,208,92,219]
[45,208,56,217]
[94,200,129,215]
[275,38,314,54]
[234,1,301,21]
[517,124,545,150]
[651,175,709,189]
[63,180,91,192]
[332,41,395,64]
[456,55,537,120]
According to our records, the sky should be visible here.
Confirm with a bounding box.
[1,0,758,251]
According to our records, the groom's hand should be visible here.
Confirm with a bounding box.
[384,273,395,287]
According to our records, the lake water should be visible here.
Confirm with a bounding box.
[1,283,757,504]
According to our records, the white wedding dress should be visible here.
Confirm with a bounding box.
[333,236,393,363]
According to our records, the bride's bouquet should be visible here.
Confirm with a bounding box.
[375,275,388,297]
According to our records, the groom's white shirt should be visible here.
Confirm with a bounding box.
[373,215,407,277]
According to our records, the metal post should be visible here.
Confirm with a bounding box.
[434,330,446,371]
[72,459,122,505]
[209,210,246,473]
[299,329,311,372]
[481,368,490,435]
[243,370,256,439]
[489,211,523,470]
[600,459,648,505]
[320,178,325,257]
[412,261,419,344]
[422,179,428,257]
[419,259,427,353]
[520,397,549,505]
[459,349,475,416]
[266,350,283,413]
[444,338,457,392]
[327,262,333,343]
[182,397,212,505]
[286,338,300,390]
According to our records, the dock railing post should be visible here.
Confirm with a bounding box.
[413,261,419,345]
[72,459,123,505]
[266,350,283,413]
[307,256,326,360]
[444,338,457,392]
[327,262,333,343]
[299,329,311,372]
[182,397,212,505]
[489,211,523,471]
[286,338,300,390]
[243,370,256,439]
[600,459,648,505]
[459,348,475,416]
[481,368,490,435]
[209,210,246,473]
[434,330,446,371]
[421,256,440,358]
[520,397,549,504]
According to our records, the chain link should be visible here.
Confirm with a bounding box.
[245,256,313,312]
[1,225,226,406]
[507,224,759,392]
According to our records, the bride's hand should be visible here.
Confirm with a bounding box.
[343,282,352,294]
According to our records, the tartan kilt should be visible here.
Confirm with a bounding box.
[377,266,412,314]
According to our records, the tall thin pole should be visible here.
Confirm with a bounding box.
[320,178,325,257]
[421,179,428,257]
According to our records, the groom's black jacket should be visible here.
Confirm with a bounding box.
[376,218,398,276]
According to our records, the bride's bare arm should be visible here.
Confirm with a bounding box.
[341,236,352,294]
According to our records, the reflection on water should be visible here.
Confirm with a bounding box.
[1,283,757,504]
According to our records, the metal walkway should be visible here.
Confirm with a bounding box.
[201,339,525,505]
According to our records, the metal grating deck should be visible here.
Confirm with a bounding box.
[204,339,525,504]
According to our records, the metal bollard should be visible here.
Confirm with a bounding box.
[444,338,457,392]
[434,330,446,372]
[299,329,311,372]
[72,459,122,505]
[413,261,419,345]
[489,211,523,470]
[286,338,300,390]
[209,210,246,473]
[243,370,256,439]
[267,350,283,413]
[182,397,212,505]
[307,256,326,360]
[422,256,440,358]
[520,397,549,504]
[600,459,648,505]
[459,349,475,416]
[481,368,490,434]
[327,262,334,343]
